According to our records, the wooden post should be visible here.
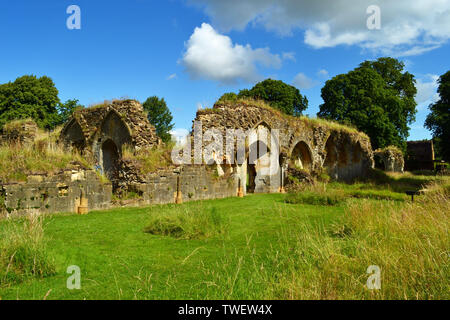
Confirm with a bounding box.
[77,190,89,215]
[237,177,244,197]
[175,175,183,204]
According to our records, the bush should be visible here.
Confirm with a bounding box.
[0,213,55,286]
[144,206,228,239]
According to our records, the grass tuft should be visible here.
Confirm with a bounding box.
[0,212,55,286]
[144,205,228,239]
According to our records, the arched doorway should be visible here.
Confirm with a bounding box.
[100,110,132,152]
[247,159,257,193]
[290,141,312,171]
[102,139,119,181]
[324,138,337,168]
[62,119,86,154]
[246,140,271,194]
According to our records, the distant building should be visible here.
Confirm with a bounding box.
[405,140,435,171]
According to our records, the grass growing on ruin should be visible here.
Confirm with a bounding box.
[0,139,90,182]
[0,173,448,300]
[212,97,367,137]
[122,143,174,174]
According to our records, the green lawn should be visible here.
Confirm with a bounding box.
[0,194,343,300]
[0,173,448,300]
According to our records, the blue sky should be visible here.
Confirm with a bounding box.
[1,0,449,141]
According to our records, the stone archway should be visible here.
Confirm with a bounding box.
[246,138,271,194]
[290,141,312,171]
[61,119,86,153]
[102,139,119,181]
[100,110,132,152]
[324,137,337,168]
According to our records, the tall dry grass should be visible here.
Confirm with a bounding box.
[273,181,449,299]
[0,130,90,182]
[199,181,449,299]
[0,212,55,286]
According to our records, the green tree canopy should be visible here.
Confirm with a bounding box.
[217,79,308,116]
[143,96,174,143]
[239,79,308,116]
[0,75,62,129]
[318,57,417,151]
[55,99,84,126]
[425,70,450,160]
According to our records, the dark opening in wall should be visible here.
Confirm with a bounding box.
[324,138,337,168]
[102,139,119,182]
[290,141,312,171]
[58,186,69,197]
[62,119,86,154]
[247,161,256,193]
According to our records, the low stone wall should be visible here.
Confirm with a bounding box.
[0,166,236,216]
[0,169,112,216]
[124,165,236,206]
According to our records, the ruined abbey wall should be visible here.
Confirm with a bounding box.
[1,99,375,216]
[194,102,374,193]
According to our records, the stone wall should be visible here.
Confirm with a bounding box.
[0,169,112,216]
[0,120,38,146]
[0,166,236,216]
[194,102,374,191]
[374,146,404,173]
[127,165,236,206]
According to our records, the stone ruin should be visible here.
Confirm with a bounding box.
[2,99,378,216]
[0,119,38,146]
[60,99,161,182]
[374,146,404,173]
[194,101,374,193]
[405,140,435,171]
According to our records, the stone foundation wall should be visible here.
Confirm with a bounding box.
[0,166,236,216]
[0,169,112,216]
[124,165,236,206]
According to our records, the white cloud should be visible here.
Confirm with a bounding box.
[189,0,450,56]
[166,73,177,80]
[317,69,329,78]
[181,23,282,83]
[416,74,440,108]
[282,51,296,62]
[293,72,315,89]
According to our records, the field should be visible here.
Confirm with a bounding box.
[0,172,449,300]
